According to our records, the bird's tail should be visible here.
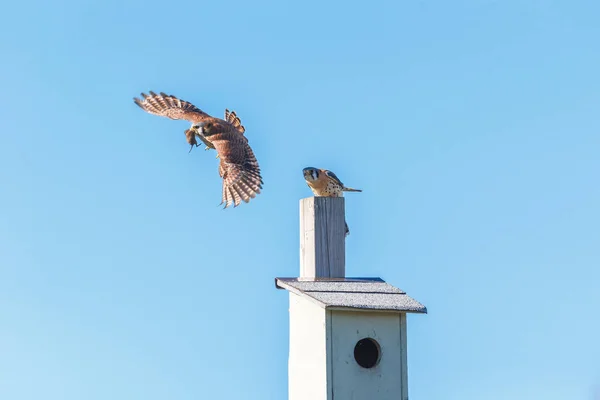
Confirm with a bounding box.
[343,187,362,193]
[225,109,245,134]
[345,221,350,237]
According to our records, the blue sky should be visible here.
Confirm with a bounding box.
[1,0,599,399]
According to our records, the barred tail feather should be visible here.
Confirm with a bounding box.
[224,109,245,134]
[343,187,362,193]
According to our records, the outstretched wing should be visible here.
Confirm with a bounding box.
[133,91,214,124]
[212,131,262,208]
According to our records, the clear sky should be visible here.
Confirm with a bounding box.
[0,0,599,399]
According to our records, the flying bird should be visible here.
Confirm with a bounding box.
[302,167,362,236]
[133,91,263,208]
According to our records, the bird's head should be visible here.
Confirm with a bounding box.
[194,121,219,136]
[303,167,320,182]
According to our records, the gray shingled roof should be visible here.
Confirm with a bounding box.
[275,277,427,313]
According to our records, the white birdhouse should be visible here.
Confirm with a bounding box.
[274,197,427,400]
[275,277,426,400]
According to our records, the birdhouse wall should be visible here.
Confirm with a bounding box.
[288,293,331,400]
[288,293,410,400]
[330,310,408,400]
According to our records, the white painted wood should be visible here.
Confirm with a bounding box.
[288,293,332,400]
[290,197,416,400]
[400,313,408,400]
[287,291,411,399]
[325,310,333,400]
[299,197,346,278]
[330,310,404,400]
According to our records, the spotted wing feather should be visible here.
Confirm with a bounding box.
[324,169,361,192]
[212,131,262,208]
[324,170,344,186]
[133,91,214,124]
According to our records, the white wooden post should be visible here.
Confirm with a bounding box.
[299,197,346,278]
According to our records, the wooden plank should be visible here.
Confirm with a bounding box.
[288,293,329,400]
[326,310,333,400]
[400,313,408,400]
[299,197,346,278]
[330,311,403,398]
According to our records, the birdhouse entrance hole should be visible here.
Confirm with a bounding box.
[353,337,381,369]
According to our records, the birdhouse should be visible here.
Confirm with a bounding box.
[275,197,427,400]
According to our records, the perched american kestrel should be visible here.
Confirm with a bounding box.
[133,91,263,208]
[302,167,362,236]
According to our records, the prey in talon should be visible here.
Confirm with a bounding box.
[185,125,215,154]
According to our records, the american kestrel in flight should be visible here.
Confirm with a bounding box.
[302,167,362,236]
[133,91,263,208]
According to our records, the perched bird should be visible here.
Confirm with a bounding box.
[133,91,263,208]
[302,167,362,236]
